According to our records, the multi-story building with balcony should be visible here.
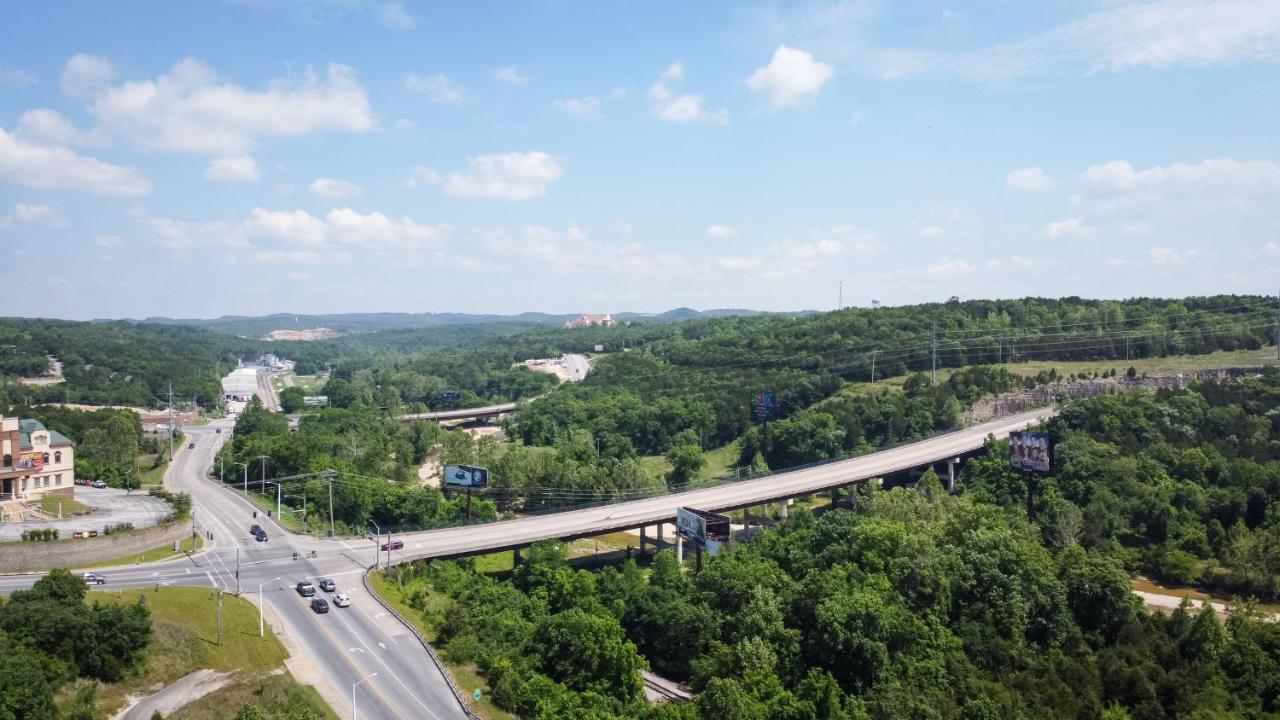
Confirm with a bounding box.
[0,416,75,501]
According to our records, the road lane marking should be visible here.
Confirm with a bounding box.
[329,606,443,720]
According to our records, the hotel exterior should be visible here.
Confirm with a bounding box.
[0,416,75,501]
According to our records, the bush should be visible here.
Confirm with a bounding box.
[21,528,59,542]
[102,522,134,536]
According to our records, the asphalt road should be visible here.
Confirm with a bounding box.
[0,421,468,720]
[390,408,1057,561]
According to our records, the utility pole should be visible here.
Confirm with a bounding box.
[838,280,843,310]
[236,462,248,496]
[256,455,270,495]
[216,589,224,646]
[168,382,175,461]
[235,547,240,595]
[931,325,938,384]
[322,470,336,537]
[870,350,877,383]
[368,519,380,569]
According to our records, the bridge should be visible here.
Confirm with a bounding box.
[390,408,1055,562]
[398,402,517,423]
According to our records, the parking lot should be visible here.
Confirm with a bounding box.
[0,486,174,541]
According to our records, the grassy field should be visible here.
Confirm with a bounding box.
[40,493,88,517]
[61,586,317,718]
[81,532,203,569]
[638,439,740,484]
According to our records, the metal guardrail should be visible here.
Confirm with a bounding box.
[360,568,483,720]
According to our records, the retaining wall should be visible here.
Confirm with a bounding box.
[0,520,190,572]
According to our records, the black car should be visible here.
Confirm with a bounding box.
[188,442,195,449]
[310,598,329,614]
[381,539,404,551]
[255,531,268,542]
[319,578,336,592]
[250,524,264,537]
[296,581,315,597]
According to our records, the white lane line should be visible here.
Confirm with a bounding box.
[329,605,443,720]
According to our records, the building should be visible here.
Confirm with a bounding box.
[0,416,75,501]
[563,313,616,329]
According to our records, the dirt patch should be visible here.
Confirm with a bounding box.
[418,458,442,487]
[262,328,342,342]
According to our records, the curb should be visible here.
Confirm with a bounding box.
[361,567,483,720]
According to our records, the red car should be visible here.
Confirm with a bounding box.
[380,539,404,551]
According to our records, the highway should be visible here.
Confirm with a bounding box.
[0,420,468,720]
[399,402,516,422]
[391,408,1055,561]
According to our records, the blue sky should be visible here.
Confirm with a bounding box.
[1,0,1278,319]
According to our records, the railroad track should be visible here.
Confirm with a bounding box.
[642,671,692,703]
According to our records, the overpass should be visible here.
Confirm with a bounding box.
[398,402,516,423]
[390,408,1056,562]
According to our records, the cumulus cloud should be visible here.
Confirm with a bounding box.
[441,151,563,201]
[1147,245,1201,265]
[919,224,946,239]
[95,234,123,247]
[205,155,260,183]
[0,127,150,196]
[648,62,726,124]
[1006,167,1053,190]
[746,45,833,107]
[80,57,374,157]
[375,1,415,30]
[405,73,465,105]
[1083,158,1280,194]
[308,177,362,199]
[14,203,66,227]
[494,67,528,86]
[707,224,737,239]
[551,97,602,121]
[61,53,115,98]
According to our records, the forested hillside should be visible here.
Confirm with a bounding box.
[0,319,258,407]
[387,374,1280,720]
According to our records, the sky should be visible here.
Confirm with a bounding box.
[1,0,1278,320]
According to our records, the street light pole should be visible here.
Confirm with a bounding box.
[236,462,248,495]
[367,518,380,569]
[255,455,270,495]
[352,672,378,720]
[259,576,280,638]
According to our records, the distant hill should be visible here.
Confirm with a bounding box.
[131,309,779,337]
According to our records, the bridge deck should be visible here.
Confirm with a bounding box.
[391,408,1055,562]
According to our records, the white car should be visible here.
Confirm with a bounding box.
[83,572,106,585]
[90,480,107,489]
[333,593,351,608]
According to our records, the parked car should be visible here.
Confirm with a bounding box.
[295,581,315,597]
[333,593,351,608]
[82,572,106,585]
[90,480,107,489]
[381,539,404,551]
[319,578,336,592]
[188,442,195,449]
[310,598,329,614]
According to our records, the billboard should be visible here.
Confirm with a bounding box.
[17,452,42,471]
[751,390,776,422]
[676,507,730,544]
[445,464,488,488]
[1009,431,1053,473]
[303,396,329,407]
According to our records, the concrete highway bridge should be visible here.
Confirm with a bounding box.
[398,402,516,423]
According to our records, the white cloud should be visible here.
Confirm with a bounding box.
[375,1,415,30]
[441,151,563,201]
[746,45,833,107]
[494,67,528,86]
[389,118,415,132]
[0,127,150,196]
[61,53,115,98]
[916,257,976,280]
[1045,216,1093,240]
[648,63,726,124]
[205,155,260,183]
[849,110,865,125]
[774,237,844,260]
[1006,167,1053,190]
[1263,241,1280,257]
[95,234,123,247]
[551,97,602,121]
[0,65,37,88]
[611,221,634,234]
[1084,158,1280,194]
[919,224,946,239]
[82,58,374,156]
[1044,215,1095,240]
[707,224,737,239]
[15,109,96,147]
[13,203,66,228]
[405,165,440,188]
[138,206,449,262]
[826,224,882,255]
[405,73,465,105]
[308,177,362,199]
[1147,245,1201,265]
[287,270,311,281]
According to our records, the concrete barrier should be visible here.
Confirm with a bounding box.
[0,520,190,572]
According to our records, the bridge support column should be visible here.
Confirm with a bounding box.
[947,458,957,493]
[513,547,521,568]
[779,499,789,519]
[639,526,648,556]
[695,543,703,574]
[676,536,684,565]
[830,487,840,505]
[758,504,767,524]
[848,484,857,510]
[657,523,664,547]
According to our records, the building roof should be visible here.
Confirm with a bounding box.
[17,418,73,449]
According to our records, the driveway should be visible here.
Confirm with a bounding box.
[0,486,173,540]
